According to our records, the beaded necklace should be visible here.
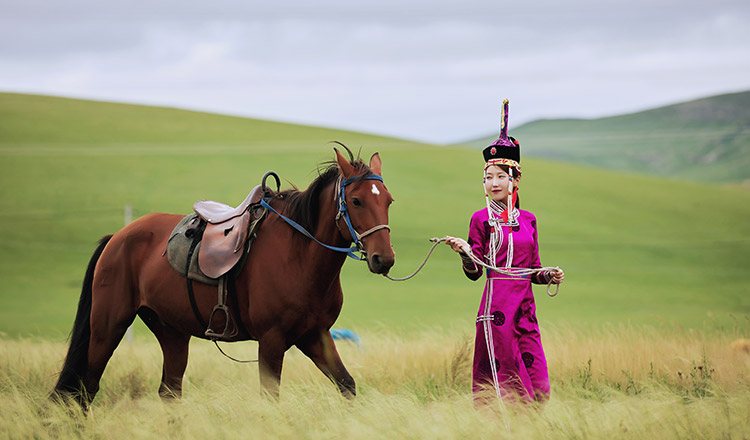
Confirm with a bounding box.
[483,168,518,268]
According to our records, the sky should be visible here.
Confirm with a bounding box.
[1,0,749,144]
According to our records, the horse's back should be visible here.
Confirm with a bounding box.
[101,212,182,258]
[93,213,184,303]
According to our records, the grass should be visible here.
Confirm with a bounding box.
[1,323,749,439]
[0,92,405,146]
[1,93,749,338]
[2,92,749,439]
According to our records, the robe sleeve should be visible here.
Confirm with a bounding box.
[530,215,542,270]
[463,211,486,281]
[529,214,550,285]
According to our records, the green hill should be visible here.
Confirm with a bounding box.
[459,91,750,183]
[0,92,409,149]
[1,92,748,339]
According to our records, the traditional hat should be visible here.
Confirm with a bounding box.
[482,99,521,222]
[483,99,521,170]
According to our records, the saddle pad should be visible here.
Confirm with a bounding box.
[167,214,219,285]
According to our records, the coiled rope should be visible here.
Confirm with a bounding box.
[384,237,561,297]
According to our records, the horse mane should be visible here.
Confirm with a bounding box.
[274,145,373,234]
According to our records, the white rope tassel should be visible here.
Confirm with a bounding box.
[482,277,503,402]
[481,168,517,404]
[506,168,514,270]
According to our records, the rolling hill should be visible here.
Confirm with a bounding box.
[0,92,748,339]
[0,92,415,149]
[459,91,750,183]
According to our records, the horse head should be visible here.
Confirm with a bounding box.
[334,148,395,275]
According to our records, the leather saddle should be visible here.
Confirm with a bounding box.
[165,172,280,340]
[192,185,265,279]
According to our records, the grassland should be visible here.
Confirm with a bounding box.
[2,324,749,439]
[1,92,749,438]
[1,92,749,339]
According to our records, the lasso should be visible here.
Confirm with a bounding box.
[383,237,561,297]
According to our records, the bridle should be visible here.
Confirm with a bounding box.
[334,174,391,257]
[259,172,390,261]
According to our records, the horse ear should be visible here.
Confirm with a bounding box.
[335,148,356,178]
[369,152,382,176]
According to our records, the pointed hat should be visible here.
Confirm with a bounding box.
[483,99,520,168]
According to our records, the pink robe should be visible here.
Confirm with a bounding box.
[466,207,550,403]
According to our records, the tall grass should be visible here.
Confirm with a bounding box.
[2,323,748,439]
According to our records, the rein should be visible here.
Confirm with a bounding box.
[259,173,389,261]
[384,237,561,297]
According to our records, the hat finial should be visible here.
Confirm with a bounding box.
[500,98,509,139]
[483,98,521,168]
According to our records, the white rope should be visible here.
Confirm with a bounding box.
[357,224,391,241]
[482,268,503,401]
[483,176,511,404]
[384,237,561,297]
[382,238,443,281]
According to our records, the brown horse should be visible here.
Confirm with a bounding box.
[52,147,395,407]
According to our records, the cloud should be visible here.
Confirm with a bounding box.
[1,0,749,143]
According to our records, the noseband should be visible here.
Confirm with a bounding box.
[259,172,390,261]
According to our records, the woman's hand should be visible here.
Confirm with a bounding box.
[550,268,565,284]
[444,236,471,255]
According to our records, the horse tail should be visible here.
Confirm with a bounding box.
[52,235,112,401]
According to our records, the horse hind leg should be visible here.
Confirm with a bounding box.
[83,303,137,404]
[138,307,190,399]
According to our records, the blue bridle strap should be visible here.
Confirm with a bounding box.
[338,174,384,252]
[259,173,385,261]
[259,199,364,260]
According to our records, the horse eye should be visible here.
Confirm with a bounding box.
[352,198,362,207]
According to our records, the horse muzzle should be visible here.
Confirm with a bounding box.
[367,251,395,275]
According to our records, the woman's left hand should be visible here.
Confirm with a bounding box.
[550,268,565,284]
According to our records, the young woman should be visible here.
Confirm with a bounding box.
[446,100,564,405]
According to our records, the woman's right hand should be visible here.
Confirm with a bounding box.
[445,236,471,255]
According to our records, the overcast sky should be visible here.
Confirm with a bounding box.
[1,0,749,143]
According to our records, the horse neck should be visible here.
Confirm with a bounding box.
[291,178,349,282]
[313,180,349,258]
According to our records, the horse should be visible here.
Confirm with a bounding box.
[51,147,395,407]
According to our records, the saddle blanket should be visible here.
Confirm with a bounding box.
[167,214,219,285]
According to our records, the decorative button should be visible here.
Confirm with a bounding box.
[522,352,534,368]
[492,311,505,326]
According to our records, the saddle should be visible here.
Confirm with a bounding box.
[193,185,265,279]
[166,172,280,340]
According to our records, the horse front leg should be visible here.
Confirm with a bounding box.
[296,329,356,398]
[257,329,287,398]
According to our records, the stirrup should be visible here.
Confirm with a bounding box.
[205,304,238,340]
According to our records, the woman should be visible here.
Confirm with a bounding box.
[446,99,564,405]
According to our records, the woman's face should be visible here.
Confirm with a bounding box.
[484,165,518,203]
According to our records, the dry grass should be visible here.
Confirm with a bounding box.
[1,323,749,439]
